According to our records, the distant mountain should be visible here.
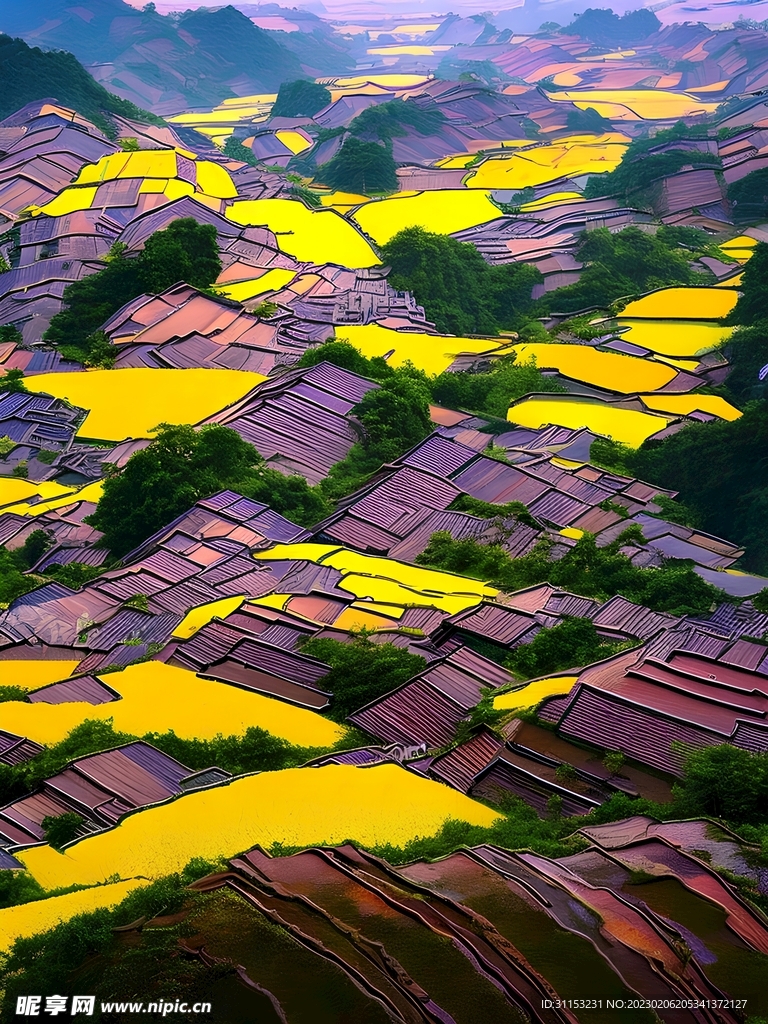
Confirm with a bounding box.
[237,4,354,76]
[0,33,163,136]
[0,0,318,114]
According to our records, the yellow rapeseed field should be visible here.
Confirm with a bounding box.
[0,660,82,692]
[511,343,676,393]
[275,129,312,154]
[24,369,265,441]
[352,190,501,245]
[493,676,578,710]
[217,267,297,302]
[640,393,742,421]
[0,880,149,953]
[548,89,719,120]
[340,323,505,375]
[367,44,442,56]
[464,133,628,190]
[0,478,75,508]
[621,287,738,320]
[3,661,343,748]
[508,395,671,447]
[0,480,104,517]
[19,765,501,889]
[172,596,245,639]
[719,235,758,263]
[256,544,498,613]
[519,191,584,212]
[617,319,732,357]
[30,151,237,216]
[227,199,380,268]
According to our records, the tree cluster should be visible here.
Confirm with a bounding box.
[0,33,164,138]
[506,616,625,678]
[541,226,708,313]
[316,136,398,194]
[625,243,768,572]
[418,528,722,616]
[728,167,768,224]
[271,79,331,118]
[382,227,542,335]
[301,631,426,722]
[348,98,445,143]
[44,219,221,363]
[584,121,721,206]
[88,423,329,556]
[323,367,433,499]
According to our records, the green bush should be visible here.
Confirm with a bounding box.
[382,227,541,335]
[88,423,328,556]
[317,136,398,194]
[271,79,331,117]
[301,630,425,721]
[506,616,625,678]
[44,220,221,359]
[418,529,722,616]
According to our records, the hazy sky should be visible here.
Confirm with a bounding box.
[125,0,768,22]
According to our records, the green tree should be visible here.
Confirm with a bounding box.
[432,352,563,417]
[383,227,542,335]
[18,529,53,569]
[297,338,393,380]
[0,368,27,393]
[41,812,84,852]
[728,167,768,224]
[584,122,720,205]
[323,370,433,499]
[628,402,768,573]
[89,423,327,556]
[506,616,622,678]
[722,324,768,404]
[44,220,221,359]
[301,630,425,721]
[0,325,23,345]
[138,219,221,295]
[88,423,260,556]
[728,241,768,328]
[222,135,257,166]
[271,79,331,117]
[679,745,768,823]
[541,226,703,313]
[0,548,40,606]
[0,33,165,139]
[349,98,445,143]
[317,137,398,194]
[418,529,721,616]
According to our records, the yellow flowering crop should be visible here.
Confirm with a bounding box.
[464,133,628,190]
[508,395,671,447]
[24,369,265,441]
[20,765,501,890]
[352,190,501,245]
[0,880,148,953]
[2,661,343,748]
[493,676,577,710]
[227,199,380,268]
[256,544,498,613]
[0,660,82,692]
[621,287,738,320]
[511,343,676,394]
[341,323,505,375]
[617,319,732,357]
[172,596,246,640]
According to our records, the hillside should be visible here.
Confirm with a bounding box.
[0,0,323,114]
[0,33,163,137]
